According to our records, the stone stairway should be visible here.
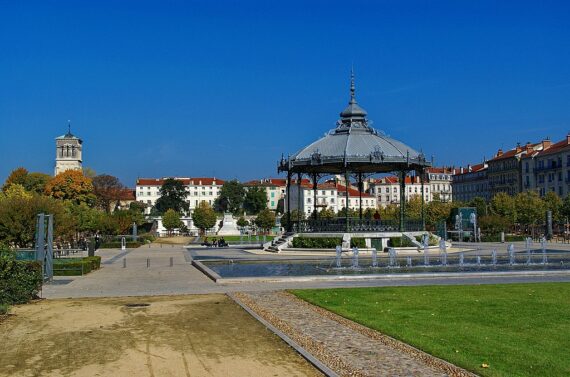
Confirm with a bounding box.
[265,232,295,252]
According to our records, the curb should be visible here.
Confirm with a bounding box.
[228,292,339,377]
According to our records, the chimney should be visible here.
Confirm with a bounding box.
[567,133,570,144]
[496,148,503,157]
[515,143,522,153]
[468,164,472,172]
[526,142,533,153]
[460,167,464,174]
[542,138,552,150]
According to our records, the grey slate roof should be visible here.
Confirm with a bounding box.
[279,76,430,174]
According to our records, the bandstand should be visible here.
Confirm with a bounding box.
[278,73,431,245]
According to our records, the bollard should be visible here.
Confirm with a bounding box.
[170,256,173,267]
[123,258,126,268]
[147,258,150,268]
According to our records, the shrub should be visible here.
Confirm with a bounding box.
[0,303,8,315]
[291,237,367,248]
[0,255,43,305]
[53,257,99,276]
[480,234,527,242]
[388,237,416,248]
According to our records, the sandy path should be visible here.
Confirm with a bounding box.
[0,294,321,377]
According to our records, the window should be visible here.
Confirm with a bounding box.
[559,172,563,182]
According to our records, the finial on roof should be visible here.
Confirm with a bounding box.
[350,67,356,104]
[67,120,71,135]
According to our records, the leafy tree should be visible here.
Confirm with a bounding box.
[24,172,51,194]
[479,215,510,235]
[129,201,147,214]
[404,195,423,219]
[490,192,516,224]
[92,174,125,213]
[363,208,375,220]
[237,216,249,228]
[0,194,71,247]
[192,201,217,235]
[45,170,96,206]
[379,204,399,220]
[337,207,359,218]
[561,195,570,222]
[243,187,267,215]
[319,207,336,219]
[468,197,488,217]
[3,167,29,191]
[543,191,562,222]
[425,200,453,227]
[162,209,182,235]
[154,178,189,215]
[3,184,32,200]
[514,191,544,225]
[83,167,97,178]
[214,180,245,214]
[254,208,276,234]
[279,209,305,230]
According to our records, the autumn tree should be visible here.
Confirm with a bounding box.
[45,170,96,206]
[24,172,51,194]
[92,174,125,212]
[3,167,29,192]
[191,201,217,235]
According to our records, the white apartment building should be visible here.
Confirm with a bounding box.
[368,176,430,208]
[286,180,377,216]
[135,177,224,214]
[426,167,455,202]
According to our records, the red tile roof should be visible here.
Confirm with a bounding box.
[535,137,570,157]
[244,178,288,187]
[136,177,224,186]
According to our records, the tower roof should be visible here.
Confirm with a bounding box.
[339,69,368,120]
[55,121,81,141]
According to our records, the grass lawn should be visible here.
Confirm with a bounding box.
[291,283,570,377]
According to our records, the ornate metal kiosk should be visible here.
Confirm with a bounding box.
[278,73,431,234]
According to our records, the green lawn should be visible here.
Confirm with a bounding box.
[291,283,570,377]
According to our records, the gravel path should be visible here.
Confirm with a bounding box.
[234,291,477,377]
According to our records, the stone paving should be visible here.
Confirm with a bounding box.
[234,291,477,377]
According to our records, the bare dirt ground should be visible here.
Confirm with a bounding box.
[0,294,321,377]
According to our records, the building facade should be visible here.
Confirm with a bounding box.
[368,176,430,207]
[529,135,570,197]
[54,126,83,176]
[286,179,377,216]
[135,177,224,214]
[452,163,490,202]
[426,167,455,202]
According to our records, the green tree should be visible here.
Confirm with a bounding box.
[479,215,510,235]
[280,209,306,230]
[44,170,96,206]
[514,191,544,225]
[337,207,358,218]
[24,173,51,194]
[214,180,245,214]
[490,192,516,224]
[363,208,375,220]
[404,195,423,219]
[468,196,488,217]
[254,208,276,234]
[0,194,71,247]
[319,207,336,219]
[154,178,190,215]
[543,191,562,222]
[92,174,125,213]
[237,216,249,228]
[162,209,182,235]
[243,187,267,215]
[192,201,217,235]
[425,200,453,227]
[561,195,570,222]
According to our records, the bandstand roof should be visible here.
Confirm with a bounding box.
[279,73,430,175]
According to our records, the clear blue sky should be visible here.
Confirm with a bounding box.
[1,0,569,187]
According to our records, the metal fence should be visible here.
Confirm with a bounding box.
[292,218,424,233]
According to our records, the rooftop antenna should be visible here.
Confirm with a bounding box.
[67,120,71,134]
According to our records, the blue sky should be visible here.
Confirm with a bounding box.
[1,0,569,186]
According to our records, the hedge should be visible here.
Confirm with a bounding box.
[53,256,101,276]
[0,256,43,305]
[480,234,527,242]
[99,241,143,249]
[292,237,366,249]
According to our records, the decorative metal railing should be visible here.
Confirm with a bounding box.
[292,218,424,233]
